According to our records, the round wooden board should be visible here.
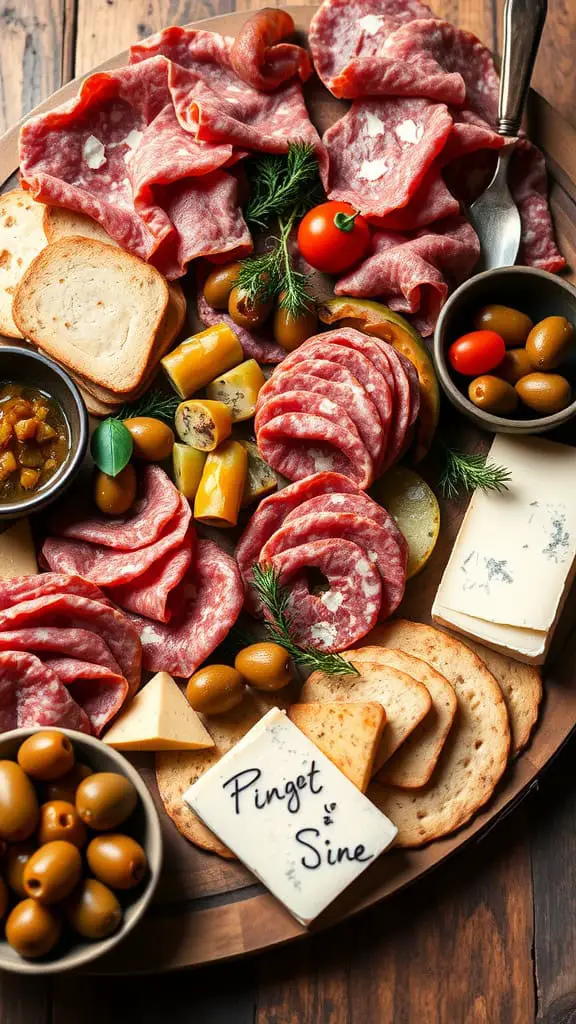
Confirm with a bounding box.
[2,5,576,974]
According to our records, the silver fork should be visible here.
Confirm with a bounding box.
[468,0,548,270]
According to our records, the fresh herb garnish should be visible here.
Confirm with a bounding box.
[251,563,359,677]
[113,391,180,425]
[236,213,315,320]
[245,143,323,230]
[90,419,133,477]
[439,446,512,500]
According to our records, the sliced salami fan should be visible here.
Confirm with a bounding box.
[0,628,122,675]
[258,412,374,489]
[42,658,129,736]
[284,491,408,559]
[0,652,90,733]
[109,538,194,623]
[270,539,382,651]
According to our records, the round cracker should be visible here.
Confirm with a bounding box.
[459,638,542,754]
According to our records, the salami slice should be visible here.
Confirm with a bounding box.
[51,466,181,551]
[371,163,459,231]
[42,658,128,736]
[258,412,374,489]
[0,628,122,675]
[0,652,90,734]
[509,141,567,274]
[270,539,382,651]
[260,511,406,618]
[110,538,193,623]
[124,540,243,677]
[284,491,408,559]
[0,574,109,611]
[197,289,285,364]
[229,9,312,91]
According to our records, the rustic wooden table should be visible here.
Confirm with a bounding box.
[1,1,576,1020]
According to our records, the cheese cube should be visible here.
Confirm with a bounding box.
[104,671,214,751]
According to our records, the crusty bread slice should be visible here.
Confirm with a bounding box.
[12,237,169,394]
[43,207,118,247]
[0,189,46,338]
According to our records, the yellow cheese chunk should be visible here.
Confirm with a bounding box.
[103,671,214,751]
[0,519,38,579]
[205,359,266,422]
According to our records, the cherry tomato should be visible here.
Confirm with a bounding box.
[448,330,506,377]
[297,202,371,274]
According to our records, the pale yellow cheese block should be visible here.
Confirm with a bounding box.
[0,519,38,578]
[288,701,386,792]
[104,671,214,751]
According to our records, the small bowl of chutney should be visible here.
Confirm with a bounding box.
[0,347,88,518]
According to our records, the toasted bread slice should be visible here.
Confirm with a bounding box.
[288,702,385,791]
[0,189,46,338]
[13,237,169,394]
[43,207,118,246]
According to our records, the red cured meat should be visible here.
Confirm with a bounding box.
[509,141,567,273]
[336,217,480,337]
[324,98,453,220]
[371,164,459,232]
[42,496,192,588]
[0,628,122,675]
[236,472,360,613]
[51,466,180,551]
[270,539,382,651]
[0,595,141,696]
[258,412,374,489]
[42,659,128,735]
[124,540,243,677]
[0,574,108,611]
[284,491,408,559]
[230,9,312,92]
[110,537,193,623]
[0,652,90,734]
[197,288,285,364]
[260,511,406,619]
[441,109,505,164]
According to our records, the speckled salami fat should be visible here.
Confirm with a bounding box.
[0,628,122,675]
[284,491,408,560]
[257,412,374,489]
[270,539,382,651]
[41,658,129,736]
[0,574,109,610]
[260,511,407,618]
[0,652,91,734]
[124,540,243,677]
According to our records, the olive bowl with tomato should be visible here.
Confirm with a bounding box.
[434,266,576,434]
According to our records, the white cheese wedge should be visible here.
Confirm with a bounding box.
[103,671,214,751]
[184,708,397,926]
[0,519,37,578]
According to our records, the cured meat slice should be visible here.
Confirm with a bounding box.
[260,511,406,618]
[42,658,128,736]
[509,141,567,273]
[441,109,505,164]
[110,538,193,623]
[0,595,141,696]
[124,540,243,677]
[371,164,459,232]
[230,9,312,91]
[197,289,285,364]
[0,628,122,675]
[51,466,181,551]
[284,491,408,559]
[0,652,90,734]
[258,412,374,489]
[324,98,453,220]
[335,217,480,337]
[269,539,382,651]
[236,472,360,613]
[42,496,193,588]
[0,574,108,611]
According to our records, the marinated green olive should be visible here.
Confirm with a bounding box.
[0,876,9,921]
[6,842,35,898]
[495,347,533,385]
[87,834,147,890]
[234,643,292,691]
[472,304,533,346]
[515,372,572,414]
[0,760,39,842]
[5,899,61,959]
[18,731,74,781]
[185,665,245,715]
[525,316,574,371]
[273,300,318,352]
[37,801,87,849]
[75,773,138,831]
[122,418,175,462]
[228,286,272,330]
[44,762,93,804]
[203,262,241,310]
[468,375,519,415]
[65,878,122,940]
[94,464,137,516]
[23,840,82,904]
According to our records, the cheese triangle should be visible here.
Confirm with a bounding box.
[104,671,214,751]
[288,701,386,792]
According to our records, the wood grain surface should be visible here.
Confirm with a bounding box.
[2,0,576,1020]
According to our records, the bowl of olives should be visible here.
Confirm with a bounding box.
[0,727,162,974]
[434,266,576,433]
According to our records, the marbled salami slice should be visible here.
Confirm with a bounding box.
[0,652,90,734]
[260,511,406,618]
[110,537,194,623]
[258,412,374,489]
[270,539,382,651]
[196,288,285,364]
[229,9,312,91]
[509,141,567,273]
[371,164,459,231]
[0,574,108,610]
[124,540,243,677]
[42,658,128,736]
[284,491,408,559]
[0,628,121,675]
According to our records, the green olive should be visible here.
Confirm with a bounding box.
[228,286,272,330]
[123,418,175,462]
[65,878,122,940]
[44,762,93,804]
[185,665,245,715]
[203,262,242,310]
[0,761,39,842]
[75,772,138,831]
[18,730,74,781]
[273,299,318,352]
[494,347,533,385]
[234,643,292,691]
[473,304,533,346]
[5,899,61,958]
[468,375,519,415]
[23,840,82,904]
[6,842,36,898]
[94,464,137,516]
[525,316,574,371]
[37,800,87,849]
[515,372,572,414]
[87,834,147,890]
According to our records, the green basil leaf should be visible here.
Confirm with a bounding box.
[90,419,133,477]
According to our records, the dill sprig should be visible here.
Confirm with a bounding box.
[237,211,315,320]
[251,563,360,677]
[113,391,179,425]
[245,143,323,230]
[439,446,512,501]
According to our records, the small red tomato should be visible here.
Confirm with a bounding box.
[448,330,506,377]
[297,202,371,274]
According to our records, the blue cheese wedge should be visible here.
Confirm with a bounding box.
[184,707,397,926]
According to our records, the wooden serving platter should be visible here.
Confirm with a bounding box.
[2,5,576,974]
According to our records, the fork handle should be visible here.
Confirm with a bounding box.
[498,0,547,136]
